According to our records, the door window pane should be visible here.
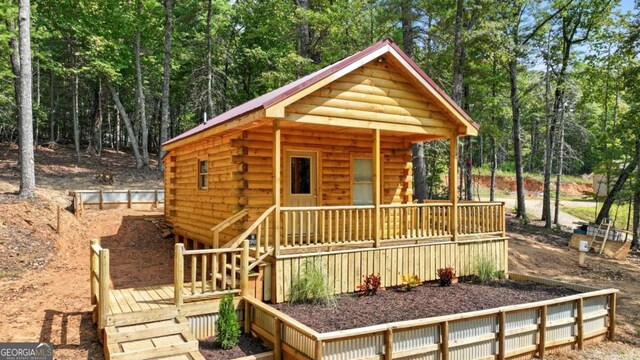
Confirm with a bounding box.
[290,157,311,194]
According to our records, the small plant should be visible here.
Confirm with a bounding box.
[436,266,456,287]
[401,274,420,291]
[288,259,336,307]
[358,274,382,296]
[475,255,501,284]
[215,293,240,350]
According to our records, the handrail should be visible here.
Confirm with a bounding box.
[222,205,276,249]
[281,205,375,211]
[380,202,452,208]
[210,209,249,232]
[244,295,319,339]
[211,209,250,247]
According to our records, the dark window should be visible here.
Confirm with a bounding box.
[290,157,311,194]
[198,160,208,189]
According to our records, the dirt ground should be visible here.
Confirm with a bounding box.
[0,144,639,359]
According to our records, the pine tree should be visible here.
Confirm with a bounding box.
[215,293,240,350]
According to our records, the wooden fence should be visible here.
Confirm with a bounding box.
[72,189,164,215]
[271,237,508,303]
[90,239,110,330]
[246,274,618,360]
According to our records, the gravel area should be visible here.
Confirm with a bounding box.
[273,280,578,332]
[199,334,269,360]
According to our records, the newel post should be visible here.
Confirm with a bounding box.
[241,240,249,295]
[98,248,110,330]
[174,243,184,306]
[449,134,458,241]
[273,120,282,256]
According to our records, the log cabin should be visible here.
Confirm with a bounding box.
[161,38,507,304]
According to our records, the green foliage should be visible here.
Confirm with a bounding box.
[215,293,240,350]
[474,255,502,284]
[288,259,336,307]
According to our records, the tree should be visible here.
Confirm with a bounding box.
[17,0,35,198]
[135,0,149,167]
[108,83,143,169]
[159,0,173,169]
[542,0,612,228]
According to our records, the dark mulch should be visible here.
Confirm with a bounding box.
[199,334,269,360]
[272,280,578,333]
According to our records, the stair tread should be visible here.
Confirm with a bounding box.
[106,318,199,360]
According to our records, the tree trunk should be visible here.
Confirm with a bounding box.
[159,0,173,170]
[400,1,414,58]
[108,84,143,169]
[632,137,640,249]
[296,0,311,59]
[205,0,214,118]
[72,70,80,162]
[596,158,638,225]
[18,0,35,198]
[509,59,527,219]
[401,1,426,202]
[135,0,149,167]
[49,69,55,142]
[34,57,39,147]
[115,103,121,152]
[88,80,106,156]
[553,103,565,224]
[490,137,497,202]
[8,18,21,139]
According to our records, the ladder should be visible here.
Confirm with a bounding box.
[589,218,613,255]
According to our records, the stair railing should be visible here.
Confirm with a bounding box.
[174,241,249,305]
[210,209,249,247]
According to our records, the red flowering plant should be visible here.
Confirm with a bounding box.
[358,274,382,296]
[436,266,456,287]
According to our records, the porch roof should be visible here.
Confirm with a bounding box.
[164,38,479,150]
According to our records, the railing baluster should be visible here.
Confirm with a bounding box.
[283,211,289,248]
[201,253,207,293]
[212,254,217,292]
[299,210,304,246]
[256,223,262,258]
[328,210,333,243]
[307,210,311,245]
[231,252,237,289]
[191,254,196,294]
[314,210,319,245]
[221,254,227,290]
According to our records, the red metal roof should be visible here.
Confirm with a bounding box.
[164,38,478,147]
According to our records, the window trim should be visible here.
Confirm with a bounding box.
[198,159,208,190]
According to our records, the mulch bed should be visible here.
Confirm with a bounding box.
[272,280,578,333]
[199,334,269,360]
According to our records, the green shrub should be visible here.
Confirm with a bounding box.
[216,293,240,349]
[474,255,501,284]
[288,259,336,307]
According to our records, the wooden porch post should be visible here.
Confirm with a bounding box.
[273,120,282,256]
[373,129,381,247]
[449,134,458,241]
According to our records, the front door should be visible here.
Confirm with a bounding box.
[285,151,318,207]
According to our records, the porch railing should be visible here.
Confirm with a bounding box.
[280,205,376,247]
[380,202,452,242]
[457,201,506,237]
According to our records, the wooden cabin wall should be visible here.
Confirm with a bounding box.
[283,59,457,135]
[164,131,245,245]
[236,124,413,224]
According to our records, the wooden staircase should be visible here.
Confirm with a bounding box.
[104,316,204,360]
